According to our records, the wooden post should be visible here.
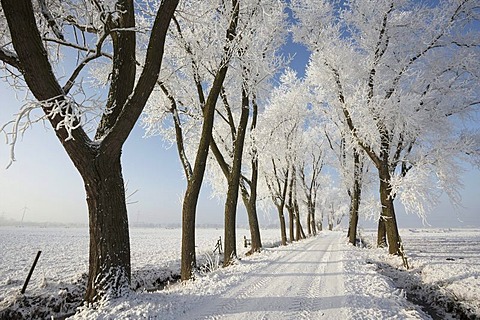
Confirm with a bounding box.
[21,250,41,294]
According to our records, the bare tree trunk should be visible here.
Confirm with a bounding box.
[277,205,288,246]
[244,101,262,253]
[296,215,306,240]
[181,184,199,280]
[377,217,387,247]
[180,62,231,280]
[223,190,238,266]
[287,206,295,243]
[286,172,295,243]
[348,196,360,245]
[307,212,312,236]
[181,83,223,279]
[294,200,305,240]
[348,150,362,245]
[294,198,299,241]
[211,136,262,255]
[243,193,262,253]
[378,165,401,255]
[309,204,317,236]
[223,87,250,267]
[82,154,130,301]
[266,160,289,246]
[210,127,262,255]
[239,99,262,254]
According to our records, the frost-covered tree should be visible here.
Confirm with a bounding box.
[206,0,288,263]
[324,123,368,245]
[321,184,349,230]
[143,0,287,274]
[287,166,305,241]
[257,69,310,245]
[298,129,325,236]
[142,0,241,280]
[0,0,178,301]
[293,0,480,256]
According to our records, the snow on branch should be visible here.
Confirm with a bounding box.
[1,102,43,169]
[44,96,83,140]
[37,0,65,41]
[1,89,102,168]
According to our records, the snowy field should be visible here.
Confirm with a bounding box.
[357,228,480,319]
[0,226,282,296]
[0,226,282,318]
[0,226,479,319]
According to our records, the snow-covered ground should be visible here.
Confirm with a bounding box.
[1,226,479,319]
[358,228,480,319]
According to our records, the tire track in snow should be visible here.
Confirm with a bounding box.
[280,233,346,320]
[279,239,328,320]
[189,246,296,319]
[223,240,315,320]
[304,234,347,319]
[253,238,323,320]
[182,232,347,319]
[295,240,330,319]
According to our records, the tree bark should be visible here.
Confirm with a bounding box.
[181,182,199,280]
[276,205,288,246]
[295,215,305,240]
[286,171,296,243]
[82,153,130,301]
[348,194,360,245]
[348,150,362,246]
[377,217,387,248]
[211,140,263,255]
[243,100,262,253]
[242,192,262,253]
[211,97,262,255]
[309,203,317,236]
[307,212,312,236]
[223,87,250,267]
[266,160,289,246]
[180,84,219,279]
[287,206,295,243]
[378,164,401,254]
[294,199,305,240]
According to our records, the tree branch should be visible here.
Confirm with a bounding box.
[37,0,65,40]
[101,0,179,152]
[385,1,467,100]
[326,61,382,167]
[160,83,193,180]
[1,0,92,164]
[0,48,22,70]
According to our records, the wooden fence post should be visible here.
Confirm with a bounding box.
[21,250,42,294]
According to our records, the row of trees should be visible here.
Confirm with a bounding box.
[1,0,478,303]
[292,0,480,256]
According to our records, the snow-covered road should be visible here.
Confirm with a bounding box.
[182,232,347,319]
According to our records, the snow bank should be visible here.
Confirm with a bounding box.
[357,228,480,319]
